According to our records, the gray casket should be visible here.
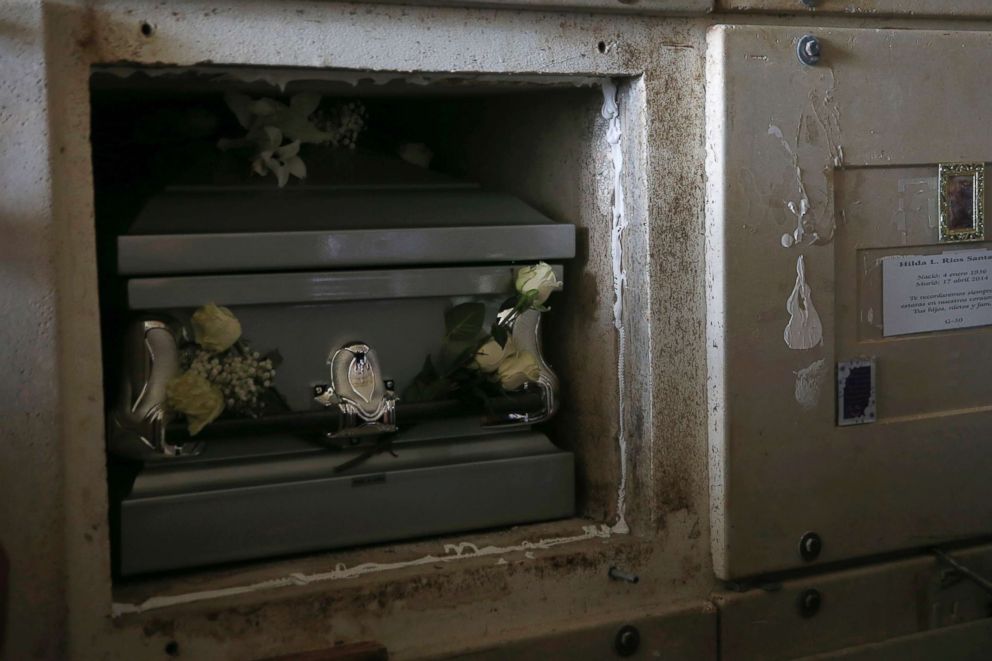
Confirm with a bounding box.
[109,183,576,575]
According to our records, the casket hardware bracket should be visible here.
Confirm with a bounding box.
[314,342,398,439]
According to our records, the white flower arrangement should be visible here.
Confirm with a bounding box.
[190,303,241,353]
[404,262,561,402]
[166,304,278,435]
[165,370,225,436]
[474,262,560,391]
[217,92,366,188]
[493,350,542,391]
[515,262,563,307]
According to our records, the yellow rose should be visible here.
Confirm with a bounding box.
[191,303,242,353]
[496,350,542,391]
[514,262,562,306]
[166,371,225,435]
[472,336,516,373]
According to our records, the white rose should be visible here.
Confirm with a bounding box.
[472,336,516,373]
[514,262,562,306]
[496,350,542,391]
[191,303,242,353]
[166,370,225,435]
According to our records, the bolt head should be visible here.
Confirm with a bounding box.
[799,532,822,561]
[799,588,822,618]
[797,35,822,66]
[614,625,640,657]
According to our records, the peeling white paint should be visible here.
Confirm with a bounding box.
[787,198,811,244]
[601,79,629,535]
[808,82,843,170]
[784,255,823,350]
[770,67,845,250]
[767,124,792,155]
[804,73,843,244]
[794,358,826,410]
[769,124,811,245]
[112,525,614,616]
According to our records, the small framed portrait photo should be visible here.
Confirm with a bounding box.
[939,162,985,243]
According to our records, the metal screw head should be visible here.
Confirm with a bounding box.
[797,34,821,66]
[614,625,640,657]
[798,588,822,618]
[799,532,822,561]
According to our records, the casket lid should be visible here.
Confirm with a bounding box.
[118,185,575,275]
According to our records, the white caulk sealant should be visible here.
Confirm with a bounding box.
[601,79,630,535]
[112,525,614,616]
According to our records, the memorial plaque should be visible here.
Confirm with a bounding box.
[882,248,992,336]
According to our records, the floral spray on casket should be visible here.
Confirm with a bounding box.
[404,262,563,422]
[166,304,280,435]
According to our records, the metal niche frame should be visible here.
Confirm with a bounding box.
[939,162,986,243]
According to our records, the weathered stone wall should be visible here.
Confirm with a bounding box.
[3,1,990,659]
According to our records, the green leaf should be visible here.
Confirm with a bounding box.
[224,92,253,129]
[403,355,447,402]
[276,113,336,145]
[275,140,300,159]
[260,126,283,151]
[290,92,322,118]
[490,324,508,348]
[443,302,485,343]
[249,98,282,117]
[419,354,439,380]
[440,340,479,375]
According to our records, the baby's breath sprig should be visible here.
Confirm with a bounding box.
[182,341,277,418]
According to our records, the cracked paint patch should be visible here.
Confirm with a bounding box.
[794,358,826,410]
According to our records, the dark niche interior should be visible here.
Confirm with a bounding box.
[90,66,620,582]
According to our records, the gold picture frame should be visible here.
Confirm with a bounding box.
[939,162,985,243]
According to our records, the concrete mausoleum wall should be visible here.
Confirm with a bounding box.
[3,1,990,659]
